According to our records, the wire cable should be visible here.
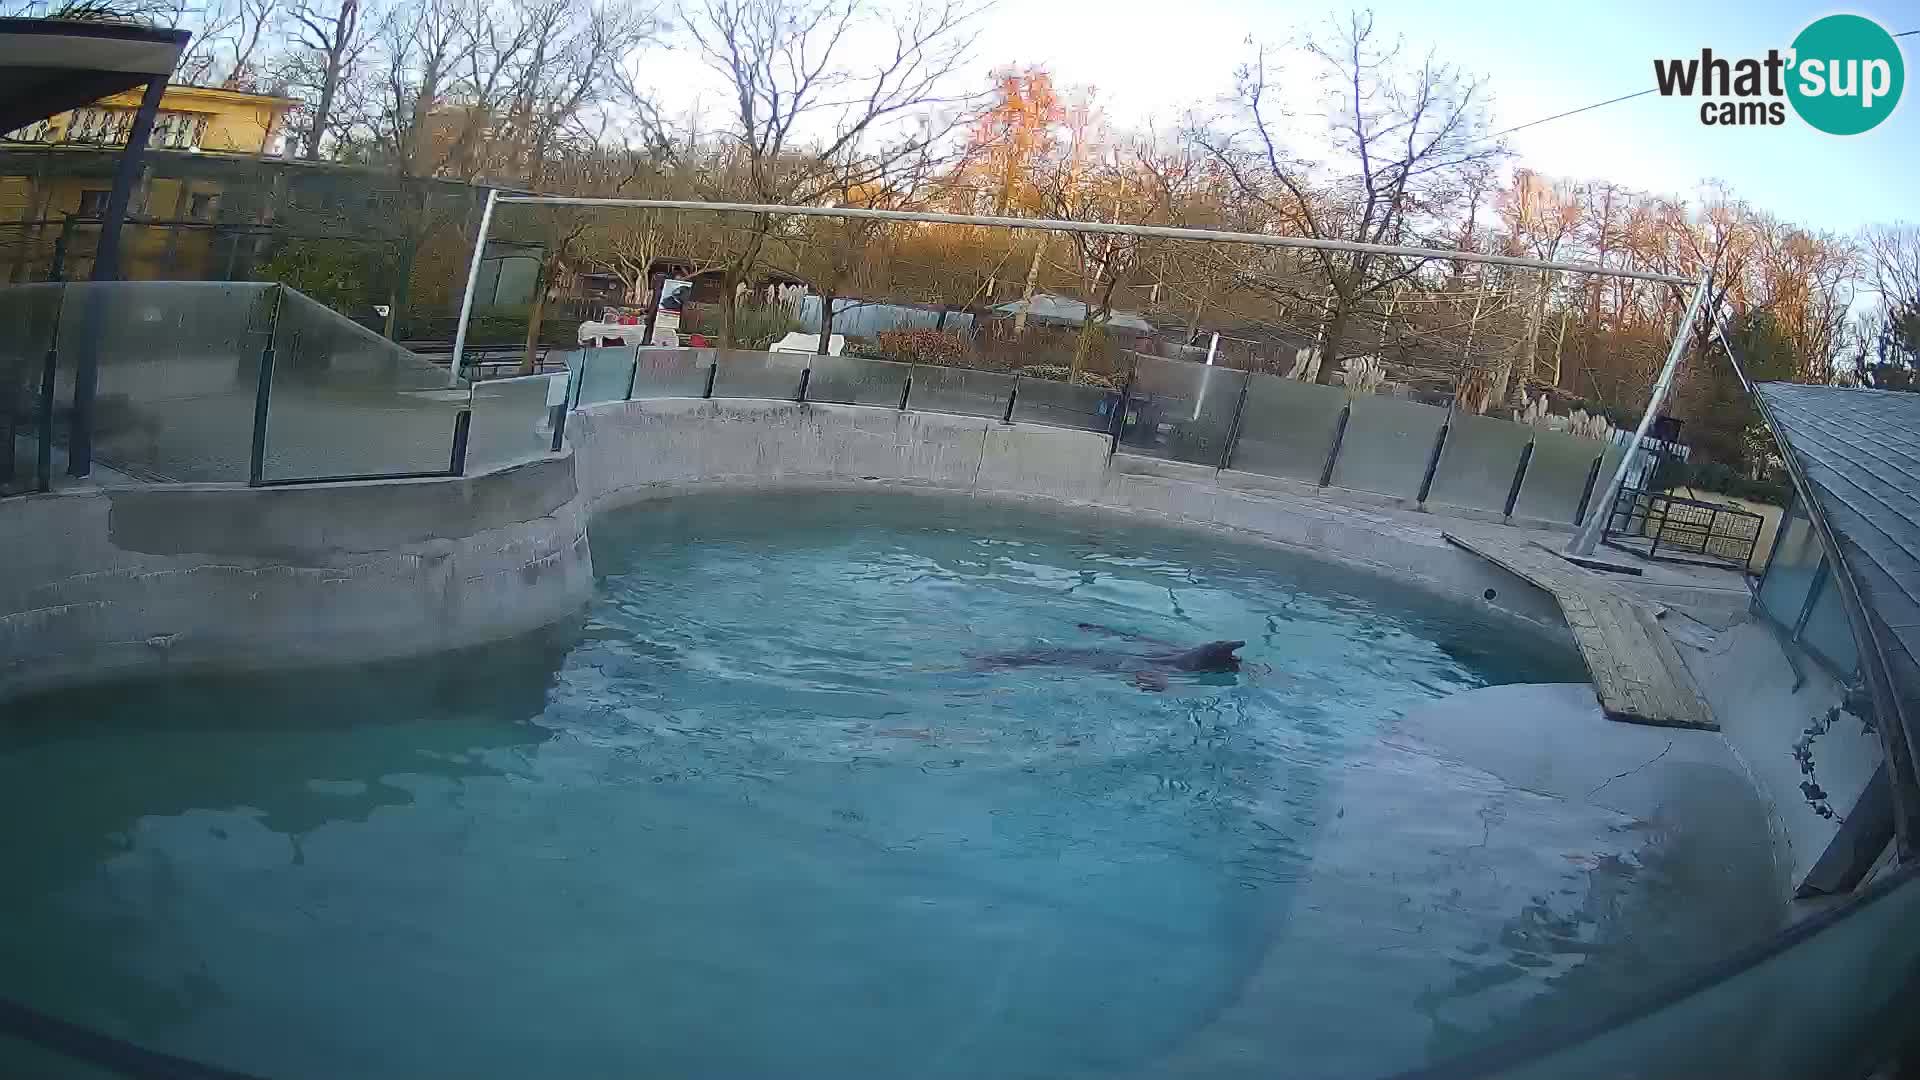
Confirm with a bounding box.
[1485,89,1659,143]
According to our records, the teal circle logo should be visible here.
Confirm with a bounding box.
[1787,14,1904,135]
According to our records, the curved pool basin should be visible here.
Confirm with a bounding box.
[0,492,1785,1079]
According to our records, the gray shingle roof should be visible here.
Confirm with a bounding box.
[1756,383,1920,726]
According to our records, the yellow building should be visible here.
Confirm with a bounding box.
[1,84,297,281]
[7,83,294,156]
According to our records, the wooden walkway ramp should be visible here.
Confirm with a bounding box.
[1444,532,1717,731]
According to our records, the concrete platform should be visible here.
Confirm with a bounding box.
[1444,533,1717,730]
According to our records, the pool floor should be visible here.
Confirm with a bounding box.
[0,492,1779,1078]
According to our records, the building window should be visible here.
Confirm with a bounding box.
[60,107,207,149]
[77,190,111,218]
[151,111,209,150]
[3,119,54,143]
[189,192,216,220]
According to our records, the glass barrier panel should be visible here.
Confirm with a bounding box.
[1758,506,1821,630]
[0,284,64,495]
[1426,413,1534,513]
[1445,865,1920,1080]
[1513,431,1605,525]
[1117,355,1248,466]
[1010,376,1120,432]
[907,364,1015,419]
[58,281,276,483]
[1328,394,1448,500]
[467,373,561,472]
[1581,440,1628,526]
[263,288,468,481]
[805,355,911,407]
[711,350,806,399]
[570,346,636,405]
[630,348,714,399]
[1798,567,1860,676]
[1226,374,1347,483]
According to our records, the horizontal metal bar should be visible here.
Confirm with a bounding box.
[254,469,455,487]
[490,196,1692,285]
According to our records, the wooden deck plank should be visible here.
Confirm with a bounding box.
[1443,532,1717,730]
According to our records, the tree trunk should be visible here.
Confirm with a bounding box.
[306,72,336,159]
[1315,299,1351,386]
[521,257,550,374]
[1461,286,1489,412]
[1512,269,1549,404]
[720,269,739,349]
[1014,236,1046,335]
[1071,318,1099,378]
[815,288,835,355]
[935,306,949,330]
[1551,308,1570,388]
[1184,296,1203,342]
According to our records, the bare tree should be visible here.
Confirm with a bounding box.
[1863,223,1920,368]
[175,0,284,88]
[683,0,981,345]
[1494,169,1582,405]
[1202,12,1505,384]
[287,0,373,159]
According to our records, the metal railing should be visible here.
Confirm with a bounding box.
[0,281,565,497]
[1603,487,1765,572]
[569,345,1624,529]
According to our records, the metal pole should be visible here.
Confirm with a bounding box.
[90,77,166,284]
[69,76,168,478]
[1568,271,1712,556]
[492,196,1693,286]
[449,187,498,386]
[1192,331,1219,422]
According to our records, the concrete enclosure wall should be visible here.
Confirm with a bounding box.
[0,454,593,701]
[567,397,1575,644]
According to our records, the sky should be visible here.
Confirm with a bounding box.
[640,0,1916,235]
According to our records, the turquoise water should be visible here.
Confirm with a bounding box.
[0,493,1777,1078]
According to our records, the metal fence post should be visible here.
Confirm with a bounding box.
[28,283,66,493]
[1573,455,1605,526]
[450,187,498,387]
[1216,372,1253,470]
[1503,441,1534,518]
[1107,364,1136,458]
[1416,421,1449,505]
[449,409,472,476]
[35,334,56,493]
[247,340,277,486]
[247,285,284,486]
[1318,404,1351,488]
[549,394,568,453]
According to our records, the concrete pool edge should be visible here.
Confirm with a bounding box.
[2,395,1873,905]
[0,452,594,702]
[568,397,1879,903]
[567,396,1580,648]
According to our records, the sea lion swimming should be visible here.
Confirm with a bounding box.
[971,626,1247,691]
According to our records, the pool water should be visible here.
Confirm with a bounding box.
[0,492,1778,1078]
